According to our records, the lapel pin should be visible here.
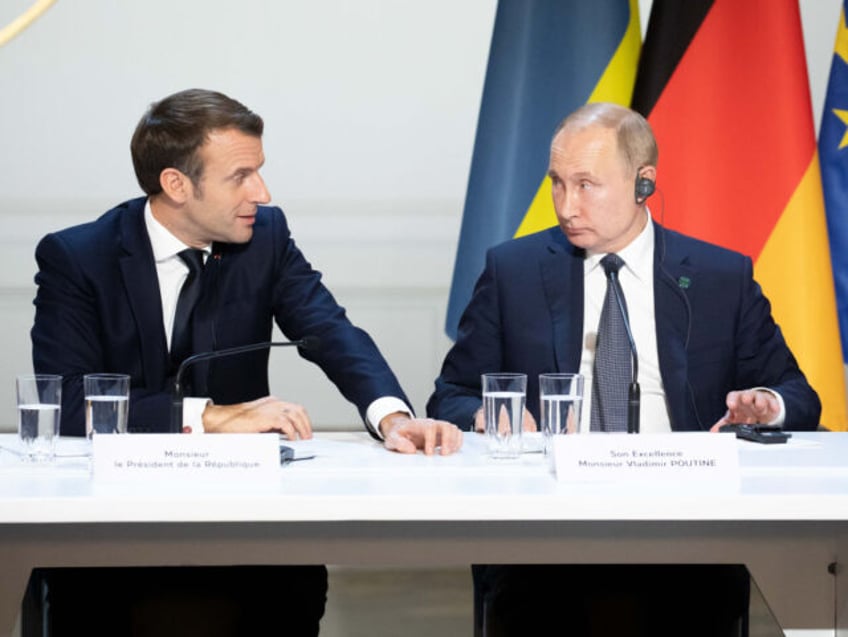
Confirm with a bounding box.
[677,276,691,289]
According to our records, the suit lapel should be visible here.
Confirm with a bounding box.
[118,201,169,387]
[540,228,584,372]
[653,224,698,429]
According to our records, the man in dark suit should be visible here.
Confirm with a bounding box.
[28,88,461,636]
[427,103,820,636]
[33,88,461,451]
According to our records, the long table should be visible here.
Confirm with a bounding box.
[0,431,847,635]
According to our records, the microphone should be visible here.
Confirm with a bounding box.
[170,336,321,433]
[607,271,640,434]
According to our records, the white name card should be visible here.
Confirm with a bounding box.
[553,432,740,490]
[92,434,280,482]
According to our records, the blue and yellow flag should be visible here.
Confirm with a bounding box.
[821,1,848,370]
[445,0,641,338]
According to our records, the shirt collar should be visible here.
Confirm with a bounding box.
[585,210,654,282]
[144,199,210,263]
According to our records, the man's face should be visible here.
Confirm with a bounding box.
[181,128,271,246]
[548,124,647,255]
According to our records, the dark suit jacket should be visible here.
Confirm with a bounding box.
[32,197,408,437]
[427,223,821,431]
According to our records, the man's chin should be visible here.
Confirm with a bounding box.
[560,228,593,250]
[221,229,254,244]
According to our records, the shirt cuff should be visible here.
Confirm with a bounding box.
[184,397,211,433]
[752,387,786,426]
[365,397,413,440]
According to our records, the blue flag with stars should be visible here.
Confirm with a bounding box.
[821,0,848,364]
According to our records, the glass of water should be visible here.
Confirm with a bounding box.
[16,374,62,462]
[84,374,130,436]
[540,373,585,457]
[481,373,527,459]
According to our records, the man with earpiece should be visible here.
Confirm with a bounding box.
[427,103,820,636]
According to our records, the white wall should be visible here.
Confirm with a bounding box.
[0,0,841,431]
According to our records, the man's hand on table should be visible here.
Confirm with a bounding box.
[379,413,463,456]
[710,389,781,432]
[198,397,313,438]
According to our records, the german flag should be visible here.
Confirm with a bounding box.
[632,0,847,429]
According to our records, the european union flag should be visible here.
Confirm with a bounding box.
[821,1,848,364]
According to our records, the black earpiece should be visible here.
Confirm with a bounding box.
[635,171,655,204]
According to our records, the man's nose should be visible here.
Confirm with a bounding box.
[250,174,271,203]
[556,187,579,219]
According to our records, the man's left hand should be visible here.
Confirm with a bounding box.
[379,413,463,455]
[711,389,780,432]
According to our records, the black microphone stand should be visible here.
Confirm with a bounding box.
[170,336,320,433]
[608,272,640,434]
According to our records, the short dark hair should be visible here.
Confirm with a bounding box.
[130,88,264,196]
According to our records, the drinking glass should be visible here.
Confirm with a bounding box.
[482,373,527,459]
[540,373,585,457]
[84,374,130,436]
[17,374,62,461]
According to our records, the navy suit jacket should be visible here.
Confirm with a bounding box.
[427,224,821,431]
[32,197,408,437]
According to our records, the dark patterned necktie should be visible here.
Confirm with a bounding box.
[170,249,205,372]
[590,253,630,432]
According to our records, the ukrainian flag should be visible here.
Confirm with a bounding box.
[445,0,641,338]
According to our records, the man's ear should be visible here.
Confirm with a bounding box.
[159,168,191,203]
[640,165,657,183]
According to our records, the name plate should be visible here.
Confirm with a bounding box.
[92,434,279,481]
[553,433,740,490]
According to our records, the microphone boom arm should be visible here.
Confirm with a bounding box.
[171,336,319,433]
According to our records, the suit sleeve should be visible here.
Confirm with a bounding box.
[31,233,172,436]
[426,249,505,430]
[266,212,411,438]
[733,257,821,430]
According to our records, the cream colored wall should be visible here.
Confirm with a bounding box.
[0,0,841,431]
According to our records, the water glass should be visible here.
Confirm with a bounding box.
[17,374,62,462]
[540,373,585,456]
[84,373,130,436]
[482,373,527,459]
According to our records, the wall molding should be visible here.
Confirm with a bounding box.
[0,198,464,433]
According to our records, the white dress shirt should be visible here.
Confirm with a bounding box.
[580,215,671,433]
[144,201,409,435]
[145,204,212,431]
[579,211,784,432]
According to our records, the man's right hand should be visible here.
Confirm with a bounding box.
[201,396,313,439]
